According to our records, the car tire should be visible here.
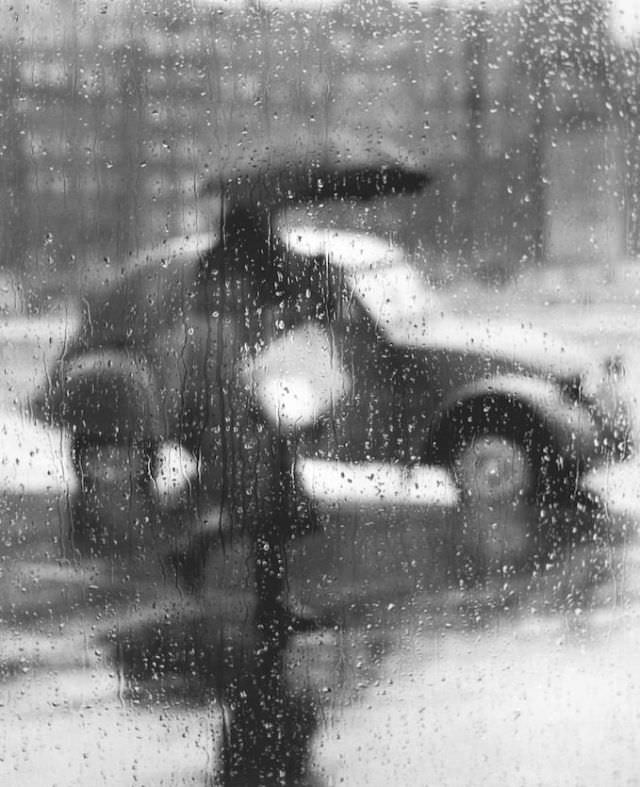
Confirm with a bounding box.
[67,436,159,559]
[449,425,543,578]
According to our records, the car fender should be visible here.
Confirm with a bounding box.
[44,348,162,442]
[422,373,600,473]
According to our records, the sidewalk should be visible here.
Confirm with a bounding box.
[0,304,79,494]
[1,666,219,786]
[0,301,79,407]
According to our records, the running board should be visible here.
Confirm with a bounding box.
[296,458,459,508]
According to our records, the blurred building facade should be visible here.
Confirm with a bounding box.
[0,0,636,303]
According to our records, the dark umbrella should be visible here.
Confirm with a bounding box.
[202,128,431,207]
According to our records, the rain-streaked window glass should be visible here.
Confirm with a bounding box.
[2,0,639,783]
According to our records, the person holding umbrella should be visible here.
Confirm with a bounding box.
[193,131,430,784]
[185,130,430,623]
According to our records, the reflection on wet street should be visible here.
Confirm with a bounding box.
[2,304,640,785]
[2,489,639,784]
[303,541,640,786]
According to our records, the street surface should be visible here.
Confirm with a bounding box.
[2,267,640,785]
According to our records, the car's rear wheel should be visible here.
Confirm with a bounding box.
[450,428,541,577]
[68,436,158,558]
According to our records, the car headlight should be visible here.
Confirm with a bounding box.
[577,355,633,456]
[570,354,623,404]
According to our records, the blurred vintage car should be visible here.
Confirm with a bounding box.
[32,221,632,575]
[31,149,633,576]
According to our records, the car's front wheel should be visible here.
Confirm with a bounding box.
[450,428,541,577]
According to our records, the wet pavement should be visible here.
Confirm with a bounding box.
[3,489,639,785]
[2,288,640,785]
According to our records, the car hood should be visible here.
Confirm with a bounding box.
[403,310,592,380]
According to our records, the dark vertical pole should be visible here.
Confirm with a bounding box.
[524,0,553,265]
[116,43,146,257]
[463,6,487,262]
[597,18,627,263]
[0,43,29,275]
[529,62,549,264]
[620,48,640,257]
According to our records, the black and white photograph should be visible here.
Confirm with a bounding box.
[1,0,640,783]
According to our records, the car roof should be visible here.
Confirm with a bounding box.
[281,224,440,339]
[280,225,404,270]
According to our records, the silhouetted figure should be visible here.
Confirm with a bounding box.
[203,145,429,785]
